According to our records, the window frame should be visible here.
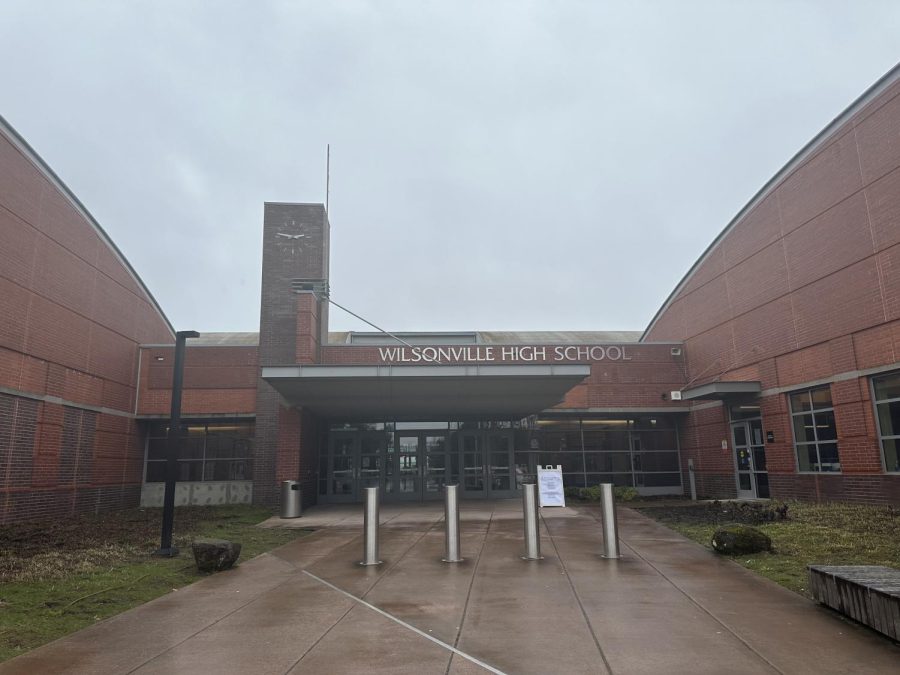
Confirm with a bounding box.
[143,421,254,483]
[788,385,841,474]
[530,415,683,490]
[870,371,900,474]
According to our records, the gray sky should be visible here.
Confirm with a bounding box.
[2,1,900,335]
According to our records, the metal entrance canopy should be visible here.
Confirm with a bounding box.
[680,381,761,401]
[261,364,591,419]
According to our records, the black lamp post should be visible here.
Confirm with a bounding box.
[154,330,199,557]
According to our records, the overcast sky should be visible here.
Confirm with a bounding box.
[2,2,900,335]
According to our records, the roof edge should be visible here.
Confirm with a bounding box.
[0,114,175,337]
[641,59,900,341]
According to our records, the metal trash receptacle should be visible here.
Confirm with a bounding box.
[281,480,302,518]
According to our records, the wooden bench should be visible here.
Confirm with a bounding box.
[808,565,900,641]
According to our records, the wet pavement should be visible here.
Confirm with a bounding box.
[3,501,898,674]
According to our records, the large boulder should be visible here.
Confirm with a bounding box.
[191,538,242,573]
[711,524,772,555]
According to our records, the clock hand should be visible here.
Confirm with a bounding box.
[276,232,293,238]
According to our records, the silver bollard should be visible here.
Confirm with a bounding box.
[600,483,621,559]
[442,484,463,563]
[360,486,382,566]
[521,483,543,560]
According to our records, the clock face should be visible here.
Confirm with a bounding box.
[275,218,312,256]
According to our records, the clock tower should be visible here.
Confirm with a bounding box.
[255,202,330,507]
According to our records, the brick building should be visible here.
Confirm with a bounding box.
[0,115,174,523]
[642,63,900,505]
[3,63,900,523]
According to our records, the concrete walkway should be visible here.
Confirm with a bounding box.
[3,501,898,674]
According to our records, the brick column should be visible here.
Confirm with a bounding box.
[254,203,329,508]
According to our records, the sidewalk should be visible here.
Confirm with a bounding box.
[2,501,897,674]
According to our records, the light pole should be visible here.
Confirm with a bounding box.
[154,330,199,557]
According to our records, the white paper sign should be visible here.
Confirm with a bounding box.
[537,465,566,507]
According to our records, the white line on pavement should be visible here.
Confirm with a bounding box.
[301,569,508,675]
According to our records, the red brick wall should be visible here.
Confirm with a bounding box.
[272,406,318,510]
[296,293,321,364]
[320,343,688,411]
[274,405,301,484]
[136,345,258,417]
[0,122,173,523]
[646,75,900,504]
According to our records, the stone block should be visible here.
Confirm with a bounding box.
[191,538,242,573]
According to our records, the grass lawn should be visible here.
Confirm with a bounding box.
[633,500,900,597]
[0,504,310,663]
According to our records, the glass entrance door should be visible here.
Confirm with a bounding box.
[395,433,421,500]
[328,433,358,503]
[486,432,516,498]
[458,430,516,499]
[327,432,386,502]
[730,419,769,499]
[325,426,518,503]
[422,434,450,500]
[393,432,450,500]
[460,432,486,498]
[359,432,386,494]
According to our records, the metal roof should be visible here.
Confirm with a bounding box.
[161,330,645,348]
[476,331,641,344]
[188,332,261,346]
[336,331,642,345]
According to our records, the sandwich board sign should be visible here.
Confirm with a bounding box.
[537,465,565,507]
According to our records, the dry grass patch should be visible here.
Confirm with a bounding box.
[634,500,900,596]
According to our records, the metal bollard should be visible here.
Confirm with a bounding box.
[521,483,543,560]
[688,458,697,501]
[360,486,382,566]
[599,483,621,559]
[442,484,463,563]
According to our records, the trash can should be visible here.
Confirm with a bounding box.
[281,480,302,518]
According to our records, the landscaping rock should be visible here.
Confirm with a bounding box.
[711,524,772,555]
[191,538,242,573]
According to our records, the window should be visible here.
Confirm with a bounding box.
[529,416,682,490]
[145,421,254,482]
[872,372,900,473]
[789,387,840,472]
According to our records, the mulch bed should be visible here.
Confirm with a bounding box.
[633,500,790,527]
[634,499,900,538]
[0,507,241,584]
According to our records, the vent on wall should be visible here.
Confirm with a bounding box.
[670,347,682,357]
[670,391,683,401]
